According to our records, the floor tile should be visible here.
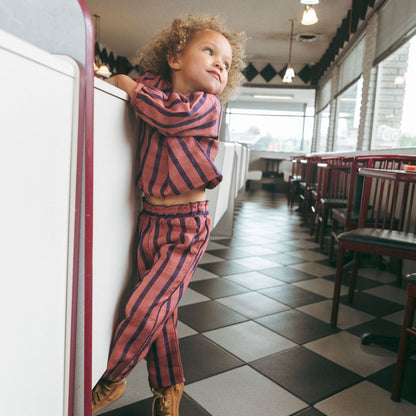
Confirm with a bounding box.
[290,249,328,262]
[289,262,335,277]
[368,357,416,404]
[185,366,307,416]
[205,247,249,260]
[347,318,402,345]
[189,277,249,299]
[198,261,252,276]
[179,335,243,384]
[198,252,224,264]
[260,252,305,266]
[251,346,362,404]
[177,321,198,338]
[178,300,247,332]
[216,291,290,319]
[315,381,416,415]
[358,268,397,283]
[381,309,405,326]
[293,277,348,298]
[192,267,219,281]
[259,284,327,307]
[363,285,407,305]
[238,245,281,256]
[298,300,375,329]
[339,291,405,317]
[178,287,210,306]
[261,266,315,283]
[224,271,285,290]
[231,256,282,270]
[256,309,338,344]
[206,240,229,250]
[322,272,383,292]
[304,331,397,377]
[293,408,327,416]
[238,235,277,245]
[203,321,296,362]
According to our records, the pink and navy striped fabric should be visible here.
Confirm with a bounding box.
[130,73,223,197]
[102,200,211,387]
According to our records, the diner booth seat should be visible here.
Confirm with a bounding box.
[0,0,92,411]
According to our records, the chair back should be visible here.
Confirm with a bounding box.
[357,157,416,234]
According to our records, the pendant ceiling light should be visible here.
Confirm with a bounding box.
[301,0,319,26]
[283,19,296,84]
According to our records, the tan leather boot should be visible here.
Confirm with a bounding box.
[91,378,126,414]
[152,383,184,416]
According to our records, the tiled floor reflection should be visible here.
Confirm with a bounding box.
[99,190,416,416]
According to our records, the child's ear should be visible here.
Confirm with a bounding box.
[167,54,181,70]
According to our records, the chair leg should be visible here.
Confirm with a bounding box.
[309,206,316,236]
[391,294,415,401]
[348,252,360,304]
[319,208,327,251]
[396,258,403,287]
[331,245,345,327]
[329,220,336,264]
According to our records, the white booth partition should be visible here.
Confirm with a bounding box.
[91,80,141,385]
[0,1,95,415]
[207,142,237,236]
[0,29,81,416]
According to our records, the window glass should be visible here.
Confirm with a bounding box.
[226,108,314,152]
[316,105,330,152]
[333,77,363,151]
[372,35,416,149]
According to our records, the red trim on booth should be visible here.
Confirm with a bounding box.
[77,1,95,415]
[67,61,86,416]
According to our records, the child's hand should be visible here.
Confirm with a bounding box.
[104,75,136,99]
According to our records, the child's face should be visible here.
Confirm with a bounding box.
[169,29,232,96]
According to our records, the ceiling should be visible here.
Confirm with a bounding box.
[85,0,354,106]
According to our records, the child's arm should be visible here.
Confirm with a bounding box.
[105,75,137,99]
[132,88,222,138]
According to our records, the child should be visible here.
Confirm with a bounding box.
[92,14,245,415]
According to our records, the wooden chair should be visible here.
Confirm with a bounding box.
[309,161,329,236]
[391,272,416,402]
[287,155,306,208]
[329,155,416,263]
[298,156,320,223]
[331,166,416,327]
[315,156,354,251]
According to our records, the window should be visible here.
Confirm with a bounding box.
[226,107,314,152]
[316,105,330,152]
[333,78,363,151]
[372,35,416,149]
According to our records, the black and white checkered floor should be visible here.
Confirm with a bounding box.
[99,189,416,416]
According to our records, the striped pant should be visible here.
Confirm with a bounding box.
[102,200,211,388]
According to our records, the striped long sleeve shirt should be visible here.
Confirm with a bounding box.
[130,72,223,197]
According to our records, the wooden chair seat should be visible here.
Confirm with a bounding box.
[338,228,416,253]
[320,198,347,209]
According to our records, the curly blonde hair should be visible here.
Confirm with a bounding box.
[135,14,246,103]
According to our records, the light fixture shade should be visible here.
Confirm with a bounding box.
[300,0,319,4]
[96,64,112,78]
[302,5,318,25]
[285,66,295,79]
[282,73,294,83]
